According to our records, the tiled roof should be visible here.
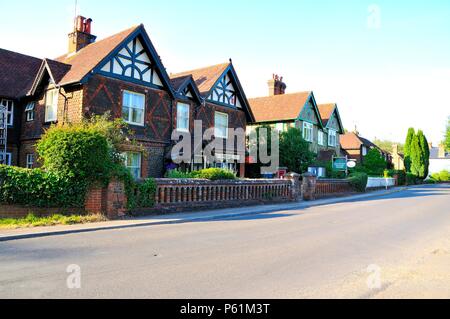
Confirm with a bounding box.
[318,103,336,126]
[171,63,229,96]
[248,92,311,123]
[0,48,42,99]
[45,59,72,84]
[340,132,364,150]
[55,25,139,85]
[170,75,191,92]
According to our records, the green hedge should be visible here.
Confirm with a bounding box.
[347,172,368,192]
[406,173,418,185]
[166,168,236,181]
[0,165,87,208]
[431,170,450,182]
[385,169,406,186]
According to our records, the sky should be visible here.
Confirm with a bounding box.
[1,0,449,145]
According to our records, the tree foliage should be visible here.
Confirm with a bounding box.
[362,149,387,176]
[373,139,404,154]
[445,117,450,151]
[279,128,316,174]
[404,128,415,172]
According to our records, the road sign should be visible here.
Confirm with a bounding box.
[347,160,357,169]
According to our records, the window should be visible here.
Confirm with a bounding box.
[122,91,145,126]
[45,89,58,122]
[176,102,190,132]
[328,129,337,147]
[362,146,368,156]
[302,122,313,142]
[215,112,228,139]
[318,131,325,146]
[0,152,12,166]
[25,102,35,122]
[122,152,142,180]
[26,153,35,169]
[0,99,14,126]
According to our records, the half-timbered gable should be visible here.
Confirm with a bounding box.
[299,93,322,126]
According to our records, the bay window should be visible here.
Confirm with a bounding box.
[45,89,58,122]
[302,122,313,142]
[215,112,228,139]
[176,102,190,132]
[122,91,145,126]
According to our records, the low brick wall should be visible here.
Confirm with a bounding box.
[132,177,299,214]
[315,179,354,199]
[0,206,82,219]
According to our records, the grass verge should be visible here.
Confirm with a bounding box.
[0,213,107,229]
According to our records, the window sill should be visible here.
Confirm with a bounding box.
[125,121,145,127]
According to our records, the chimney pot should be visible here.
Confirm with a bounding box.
[268,74,287,96]
[68,16,96,54]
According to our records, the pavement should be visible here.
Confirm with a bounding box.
[0,187,406,242]
[1,184,449,299]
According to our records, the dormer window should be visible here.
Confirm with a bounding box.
[0,99,14,126]
[45,89,58,123]
[25,102,35,122]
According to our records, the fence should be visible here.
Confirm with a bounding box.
[367,177,396,189]
[315,179,354,199]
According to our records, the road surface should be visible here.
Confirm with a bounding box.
[1,184,449,299]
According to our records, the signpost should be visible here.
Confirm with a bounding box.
[332,156,354,177]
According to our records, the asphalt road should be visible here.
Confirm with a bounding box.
[1,184,449,299]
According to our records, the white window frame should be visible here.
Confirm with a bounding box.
[362,146,368,156]
[328,129,337,147]
[214,112,229,139]
[122,152,142,180]
[1,99,14,126]
[122,91,145,126]
[302,122,314,142]
[45,89,58,123]
[176,102,190,132]
[318,131,325,146]
[0,152,12,166]
[25,102,35,122]
[26,153,35,169]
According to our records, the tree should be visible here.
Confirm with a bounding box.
[417,130,430,178]
[410,133,427,179]
[404,128,415,172]
[362,149,387,176]
[373,139,404,154]
[279,128,316,174]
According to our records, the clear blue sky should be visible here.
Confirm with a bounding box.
[2,0,449,144]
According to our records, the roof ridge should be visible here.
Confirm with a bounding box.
[0,48,42,61]
[171,62,229,77]
[248,91,312,100]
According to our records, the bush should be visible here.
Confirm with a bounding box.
[406,173,417,185]
[362,149,387,176]
[37,124,114,185]
[0,165,87,207]
[192,168,236,181]
[385,169,406,186]
[431,170,450,182]
[347,172,368,192]
[166,170,194,179]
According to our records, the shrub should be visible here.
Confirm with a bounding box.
[385,169,406,186]
[362,149,387,176]
[431,170,450,182]
[37,124,114,185]
[406,173,417,185]
[279,128,316,174]
[192,168,236,181]
[347,172,368,192]
[166,169,194,179]
[0,165,86,207]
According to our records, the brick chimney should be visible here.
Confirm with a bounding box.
[68,16,97,54]
[268,74,287,96]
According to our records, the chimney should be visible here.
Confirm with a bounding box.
[438,144,446,158]
[428,142,433,150]
[268,74,287,96]
[68,16,97,54]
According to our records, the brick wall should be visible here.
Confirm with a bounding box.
[315,179,354,198]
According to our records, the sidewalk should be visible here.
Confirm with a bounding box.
[0,187,407,242]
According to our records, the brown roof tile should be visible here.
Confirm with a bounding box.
[169,75,191,92]
[0,48,42,98]
[171,63,229,96]
[55,25,139,85]
[318,103,336,126]
[248,92,311,123]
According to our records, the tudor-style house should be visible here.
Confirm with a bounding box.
[247,75,344,162]
[0,16,253,179]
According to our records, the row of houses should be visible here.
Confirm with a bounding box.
[0,16,391,179]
